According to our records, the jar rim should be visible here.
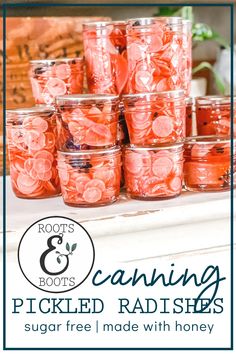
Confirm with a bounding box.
[55,94,120,105]
[122,90,184,100]
[127,16,183,27]
[58,146,121,156]
[6,106,54,115]
[125,142,184,151]
[184,136,232,144]
[185,96,193,104]
[196,95,235,105]
[83,21,111,28]
[30,57,84,65]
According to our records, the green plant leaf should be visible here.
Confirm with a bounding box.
[57,256,61,264]
[211,31,230,49]
[192,61,225,94]
[66,242,70,252]
[154,6,179,17]
[71,243,77,252]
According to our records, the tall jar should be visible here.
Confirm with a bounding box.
[182,20,192,95]
[184,136,234,192]
[124,144,184,200]
[57,147,121,207]
[55,94,120,150]
[7,107,61,199]
[126,17,184,93]
[196,95,236,136]
[83,21,128,95]
[123,90,185,145]
[29,58,84,106]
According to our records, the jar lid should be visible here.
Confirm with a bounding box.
[122,90,185,101]
[58,146,121,156]
[55,94,120,106]
[184,136,232,144]
[196,95,235,105]
[7,106,54,115]
[125,142,184,151]
[30,57,84,65]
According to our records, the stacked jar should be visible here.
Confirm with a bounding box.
[122,17,187,200]
[55,94,122,207]
[183,95,235,192]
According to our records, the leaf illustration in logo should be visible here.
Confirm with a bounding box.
[57,256,61,264]
[66,242,70,252]
[71,243,77,252]
[55,251,60,254]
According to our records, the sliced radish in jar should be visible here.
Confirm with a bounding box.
[82,186,102,203]
[152,156,173,179]
[46,78,67,97]
[152,116,173,137]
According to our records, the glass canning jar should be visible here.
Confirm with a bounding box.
[57,147,121,207]
[83,21,128,95]
[29,58,84,106]
[184,136,235,192]
[123,143,184,200]
[126,17,184,93]
[6,106,61,199]
[123,90,185,145]
[55,94,120,150]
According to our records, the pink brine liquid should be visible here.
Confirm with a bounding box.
[7,107,61,198]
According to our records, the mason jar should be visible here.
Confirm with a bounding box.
[6,106,61,198]
[29,58,84,105]
[57,147,121,207]
[196,95,236,136]
[55,94,120,150]
[83,21,128,95]
[123,143,184,200]
[126,17,184,93]
[184,136,234,191]
[123,90,185,145]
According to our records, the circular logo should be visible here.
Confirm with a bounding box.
[18,216,95,293]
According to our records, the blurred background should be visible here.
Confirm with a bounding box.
[0,1,235,174]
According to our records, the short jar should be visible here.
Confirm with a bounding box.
[29,58,84,105]
[126,17,184,93]
[55,94,120,150]
[57,147,121,207]
[196,95,236,136]
[184,136,234,192]
[123,90,185,145]
[7,107,61,199]
[83,21,128,95]
[123,143,184,200]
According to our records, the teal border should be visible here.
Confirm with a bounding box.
[2,2,234,350]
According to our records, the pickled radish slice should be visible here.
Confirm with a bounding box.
[75,175,91,194]
[152,157,173,179]
[59,170,69,185]
[37,170,52,181]
[135,70,153,92]
[29,168,38,180]
[125,153,142,175]
[34,150,54,162]
[46,78,67,97]
[11,129,25,143]
[155,78,169,92]
[85,124,112,146]
[14,156,25,172]
[24,130,46,150]
[147,35,163,52]
[17,173,39,194]
[24,158,35,173]
[88,107,102,116]
[31,117,48,133]
[112,54,128,94]
[55,63,71,80]
[128,43,143,61]
[168,176,182,192]
[82,187,102,203]
[152,116,173,137]
[33,158,52,173]
[85,179,106,192]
